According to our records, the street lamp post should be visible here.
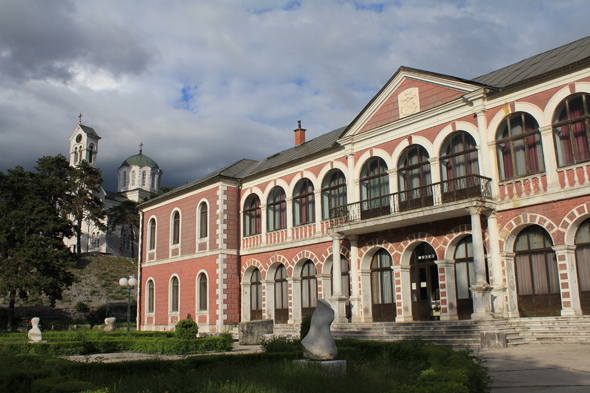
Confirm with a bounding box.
[119,276,138,332]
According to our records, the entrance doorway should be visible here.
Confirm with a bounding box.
[410,243,440,321]
[575,218,590,314]
[514,226,561,317]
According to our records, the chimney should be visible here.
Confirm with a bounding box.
[294,120,306,146]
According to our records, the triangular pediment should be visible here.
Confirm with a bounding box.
[343,67,483,137]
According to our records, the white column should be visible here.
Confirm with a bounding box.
[487,212,507,317]
[346,153,358,204]
[314,189,322,233]
[502,252,520,318]
[261,203,267,245]
[429,157,441,183]
[474,109,493,179]
[330,233,348,323]
[395,265,413,322]
[467,206,493,320]
[263,280,274,321]
[539,126,559,191]
[289,277,301,324]
[348,235,362,322]
[286,197,293,240]
[242,283,251,321]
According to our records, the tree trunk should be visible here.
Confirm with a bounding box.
[75,221,82,255]
[7,291,16,332]
[119,223,124,257]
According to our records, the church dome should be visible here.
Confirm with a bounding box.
[120,153,159,169]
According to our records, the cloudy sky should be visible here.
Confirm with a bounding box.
[1,0,589,191]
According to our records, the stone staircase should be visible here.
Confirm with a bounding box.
[504,316,590,346]
[267,316,590,349]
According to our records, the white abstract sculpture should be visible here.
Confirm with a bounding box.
[28,317,43,342]
[104,317,117,332]
[301,299,338,360]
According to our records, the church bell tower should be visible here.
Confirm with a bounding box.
[68,113,101,167]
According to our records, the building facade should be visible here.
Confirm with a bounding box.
[138,36,590,332]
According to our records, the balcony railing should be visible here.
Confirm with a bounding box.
[329,175,492,226]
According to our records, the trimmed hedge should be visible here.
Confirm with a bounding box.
[0,336,233,356]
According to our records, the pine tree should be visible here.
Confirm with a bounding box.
[66,160,106,254]
[0,163,75,331]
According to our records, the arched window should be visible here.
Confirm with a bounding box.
[322,169,347,220]
[147,280,155,313]
[142,171,146,187]
[198,203,207,239]
[172,211,180,245]
[301,260,318,318]
[198,273,207,311]
[514,226,560,317]
[454,236,486,320]
[267,187,286,231]
[123,171,128,187]
[170,276,179,313]
[151,172,156,189]
[553,93,590,166]
[74,147,79,164]
[575,218,590,314]
[398,145,432,210]
[293,178,315,226]
[131,171,136,186]
[275,265,289,323]
[243,194,261,236]
[371,249,395,322]
[250,269,262,320]
[360,157,390,219]
[88,144,94,164]
[148,219,156,251]
[440,132,479,180]
[496,112,545,180]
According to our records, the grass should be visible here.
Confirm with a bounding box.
[0,335,492,393]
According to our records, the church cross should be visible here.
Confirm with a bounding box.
[139,142,143,154]
[78,113,83,124]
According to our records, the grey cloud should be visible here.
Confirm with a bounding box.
[0,0,155,84]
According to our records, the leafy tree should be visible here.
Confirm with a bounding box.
[107,199,139,257]
[0,164,76,331]
[66,160,106,254]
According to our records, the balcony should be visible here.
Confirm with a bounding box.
[329,175,494,234]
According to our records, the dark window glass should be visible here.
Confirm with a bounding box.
[440,132,479,180]
[149,219,156,251]
[243,194,261,236]
[198,274,207,311]
[497,113,545,180]
[553,93,590,167]
[171,276,179,312]
[321,169,347,220]
[293,178,315,226]
[267,187,286,231]
[199,203,207,238]
[172,211,180,245]
[147,280,154,313]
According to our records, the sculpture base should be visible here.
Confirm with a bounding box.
[293,359,346,376]
[29,340,47,344]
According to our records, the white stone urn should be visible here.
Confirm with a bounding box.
[28,317,43,342]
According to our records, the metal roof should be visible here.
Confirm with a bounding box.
[120,153,160,169]
[79,124,101,139]
[246,126,347,176]
[473,35,590,87]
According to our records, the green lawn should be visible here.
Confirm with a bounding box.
[0,333,491,393]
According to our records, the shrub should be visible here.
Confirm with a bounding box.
[175,319,198,340]
[261,336,300,353]
[75,302,90,314]
[300,315,312,339]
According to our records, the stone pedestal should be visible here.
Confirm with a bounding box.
[470,283,494,320]
[481,331,507,349]
[329,296,349,324]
